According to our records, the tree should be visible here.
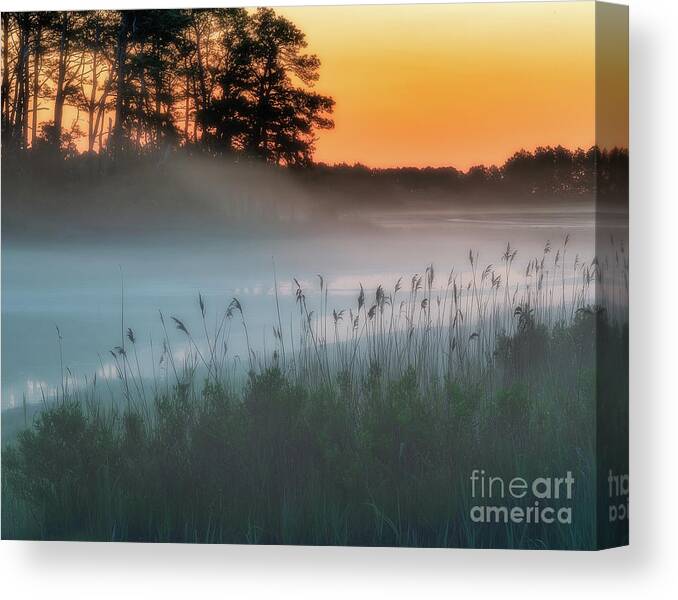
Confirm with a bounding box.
[196,9,252,151]
[43,12,84,148]
[73,11,117,153]
[172,8,249,146]
[29,12,54,148]
[1,12,32,151]
[242,8,334,165]
[2,8,334,166]
[111,11,133,155]
[129,10,190,149]
[1,13,10,142]
[201,8,334,165]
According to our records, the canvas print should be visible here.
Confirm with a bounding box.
[1,2,628,549]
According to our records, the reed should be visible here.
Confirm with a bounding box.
[1,237,628,548]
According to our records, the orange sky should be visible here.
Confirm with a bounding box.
[54,2,626,170]
[279,2,604,169]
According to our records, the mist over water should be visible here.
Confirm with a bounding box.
[1,204,595,410]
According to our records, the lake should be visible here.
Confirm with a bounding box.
[1,203,596,410]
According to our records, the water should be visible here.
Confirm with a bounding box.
[1,204,595,409]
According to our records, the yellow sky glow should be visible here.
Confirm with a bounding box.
[279,2,598,169]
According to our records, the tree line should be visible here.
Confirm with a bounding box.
[1,8,335,166]
[1,9,627,204]
[307,145,628,201]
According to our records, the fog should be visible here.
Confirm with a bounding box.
[1,197,597,410]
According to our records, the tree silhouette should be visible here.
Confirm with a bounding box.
[73,11,117,153]
[1,8,334,165]
[42,12,85,148]
[125,10,190,149]
[189,8,251,149]
[1,7,627,201]
[199,8,335,165]
[241,8,334,165]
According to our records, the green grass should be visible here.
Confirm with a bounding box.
[1,237,628,548]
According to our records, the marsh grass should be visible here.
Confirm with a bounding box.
[1,237,628,548]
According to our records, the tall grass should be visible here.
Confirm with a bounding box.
[1,236,628,548]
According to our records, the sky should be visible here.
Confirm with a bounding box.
[278,2,609,169]
[52,2,627,170]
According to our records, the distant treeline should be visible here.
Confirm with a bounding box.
[1,8,334,166]
[2,9,627,216]
[2,145,628,230]
[306,145,628,203]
